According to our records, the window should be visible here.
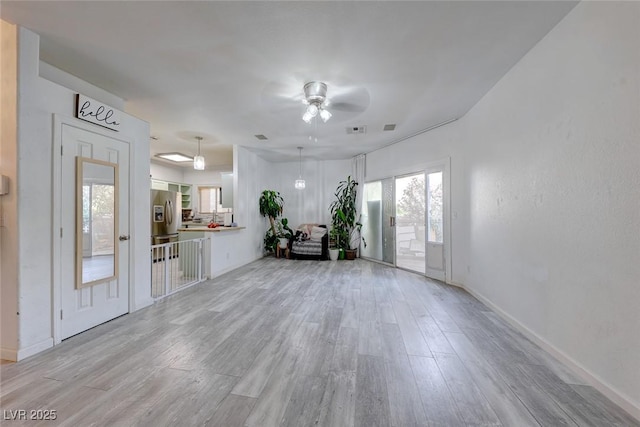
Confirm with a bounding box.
[198,186,231,214]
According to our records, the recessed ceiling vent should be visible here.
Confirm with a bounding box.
[254,134,268,140]
[346,126,366,135]
[383,124,396,131]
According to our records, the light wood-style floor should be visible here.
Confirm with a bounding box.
[1,258,638,426]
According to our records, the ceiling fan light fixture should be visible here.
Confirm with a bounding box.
[306,104,319,117]
[301,81,331,123]
[302,111,313,123]
[319,109,332,122]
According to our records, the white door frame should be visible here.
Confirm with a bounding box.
[424,164,447,281]
[51,114,134,344]
[424,158,451,283]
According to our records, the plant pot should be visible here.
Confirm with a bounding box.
[338,248,345,260]
[329,248,339,261]
[278,237,289,248]
[344,249,357,260]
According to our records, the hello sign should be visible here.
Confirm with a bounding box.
[75,94,122,131]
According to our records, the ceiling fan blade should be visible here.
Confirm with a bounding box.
[327,85,370,113]
[329,102,367,113]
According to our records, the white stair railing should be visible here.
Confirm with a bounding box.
[151,237,210,300]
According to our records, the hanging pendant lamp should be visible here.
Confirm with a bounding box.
[193,136,205,170]
[294,147,305,190]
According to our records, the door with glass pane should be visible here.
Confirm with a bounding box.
[425,168,445,280]
[395,173,426,274]
[361,178,394,264]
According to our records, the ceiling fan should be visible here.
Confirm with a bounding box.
[261,77,370,123]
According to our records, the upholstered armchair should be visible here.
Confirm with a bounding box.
[289,224,328,260]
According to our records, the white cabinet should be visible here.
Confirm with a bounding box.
[179,185,191,209]
[151,179,192,209]
[151,179,169,191]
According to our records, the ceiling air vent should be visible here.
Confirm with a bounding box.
[254,134,268,141]
[383,124,396,131]
[346,126,366,135]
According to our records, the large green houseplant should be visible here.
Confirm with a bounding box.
[259,190,285,253]
[329,176,364,260]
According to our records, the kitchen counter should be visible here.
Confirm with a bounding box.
[178,225,245,232]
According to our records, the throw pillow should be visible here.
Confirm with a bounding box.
[310,226,327,242]
[297,224,310,236]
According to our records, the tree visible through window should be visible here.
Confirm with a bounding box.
[83,183,115,255]
[427,172,443,243]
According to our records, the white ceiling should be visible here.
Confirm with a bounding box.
[1,1,577,165]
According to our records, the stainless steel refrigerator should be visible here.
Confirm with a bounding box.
[151,189,181,247]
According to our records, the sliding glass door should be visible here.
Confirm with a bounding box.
[360,162,448,282]
[361,178,394,265]
[395,173,426,274]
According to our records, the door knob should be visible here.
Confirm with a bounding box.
[119,235,130,241]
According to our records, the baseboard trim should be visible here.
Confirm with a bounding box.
[15,338,54,361]
[462,284,640,422]
[211,255,263,279]
[132,297,154,312]
[1,347,18,362]
[446,280,465,289]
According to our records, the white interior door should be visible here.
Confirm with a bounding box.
[425,167,445,281]
[59,124,129,339]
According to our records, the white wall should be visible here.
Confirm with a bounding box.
[366,2,640,416]
[269,158,351,229]
[150,161,184,183]
[1,20,19,360]
[4,26,152,360]
[464,2,640,414]
[229,145,273,266]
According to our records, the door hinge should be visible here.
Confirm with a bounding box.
[61,146,63,156]
[60,228,63,238]
[60,310,63,320]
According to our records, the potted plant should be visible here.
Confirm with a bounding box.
[277,217,294,250]
[329,176,365,260]
[328,227,340,261]
[259,190,284,253]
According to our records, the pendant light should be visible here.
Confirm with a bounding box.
[294,147,305,190]
[193,136,205,170]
